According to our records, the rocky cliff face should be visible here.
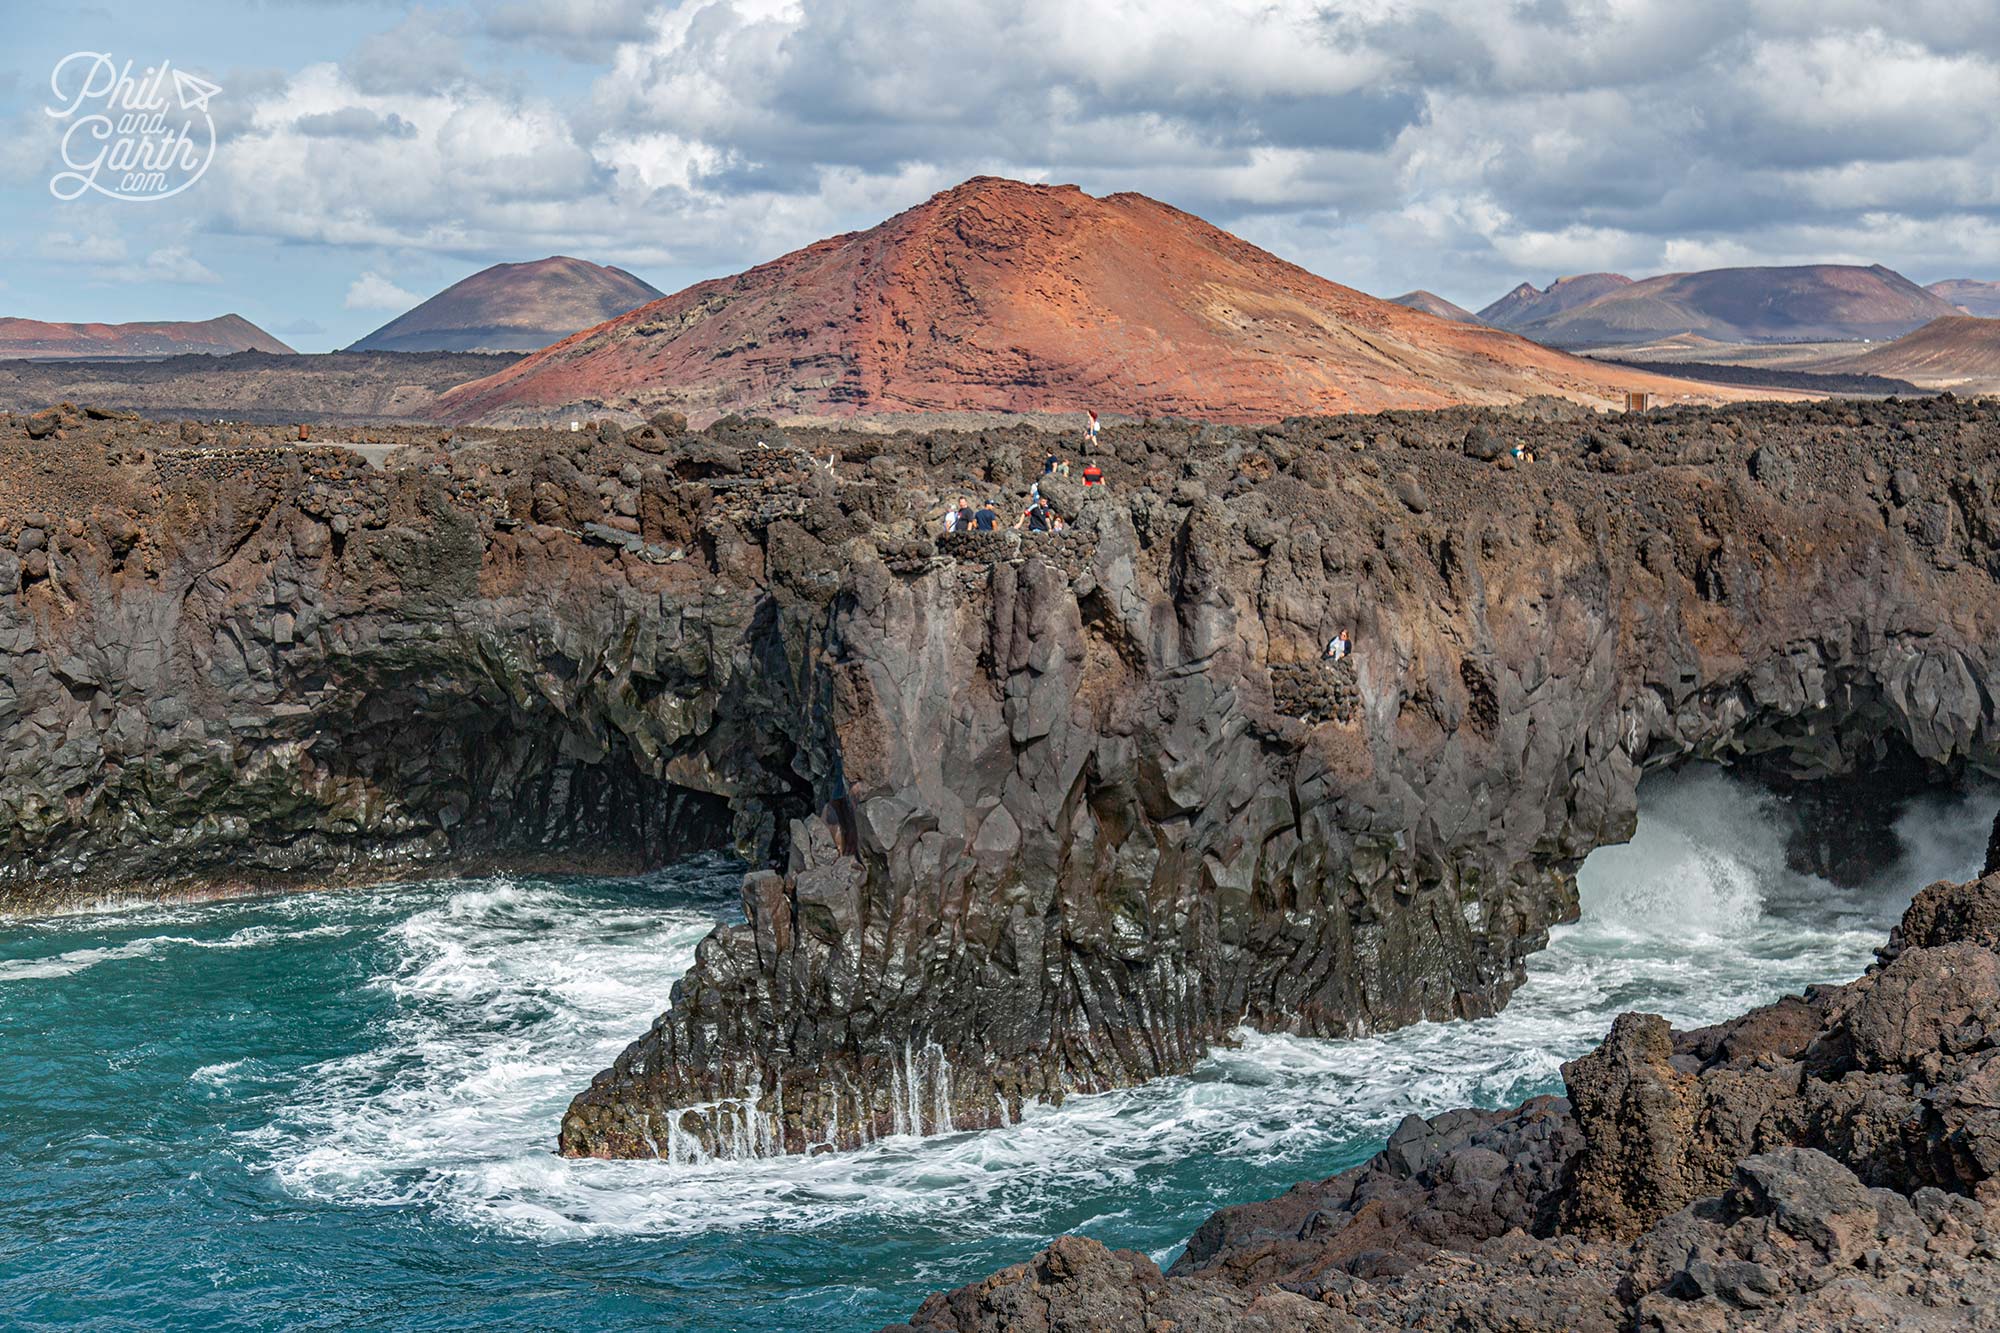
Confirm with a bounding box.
[1,396,1997,1174]
[891,870,2000,1332]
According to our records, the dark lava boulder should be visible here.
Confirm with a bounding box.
[1462,423,1504,461]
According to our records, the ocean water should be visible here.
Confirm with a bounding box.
[1,768,1992,1331]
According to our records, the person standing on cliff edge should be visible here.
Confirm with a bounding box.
[1085,410,1100,445]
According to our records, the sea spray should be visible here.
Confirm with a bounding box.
[7,773,1994,1333]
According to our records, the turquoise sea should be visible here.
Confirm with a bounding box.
[2,769,1991,1331]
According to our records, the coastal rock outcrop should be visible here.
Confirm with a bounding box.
[559,396,2000,1160]
[890,872,2000,1331]
[0,397,1995,1172]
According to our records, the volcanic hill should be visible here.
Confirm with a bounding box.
[1388,290,1484,324]
[0,314,293,361]
[1477,273,1633,329]
[1484,264,1958,348]
[436,178,1728,426]
[348,256,664,354]
[1927,278,2000,319]
[1818,314,2000,391]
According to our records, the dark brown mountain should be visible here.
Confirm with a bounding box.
[1388,290,1484,324]
[1489,264,1959,348]
[1477,273,1633,328]
[0,350,520,422]
[1816,315,2000,390]
[1927,279,2000,319]
[347,256,664,353]
[438,177,1740,426]
[0,314,293,360]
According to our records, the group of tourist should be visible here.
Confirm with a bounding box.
[937,412,1107,536]
[934,409,1360,669]
[940,494,1066,534]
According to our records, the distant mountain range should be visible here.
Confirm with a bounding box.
[1478,265,1959,347]
[1926,279,2000,319]
[347,257,664,353]
[1478,274,1634,331]
[1388,290,1484,324]
[0,350,519,422]
[435,177,1726,426]
[1817,315,2000,390]
[0,314,293,361]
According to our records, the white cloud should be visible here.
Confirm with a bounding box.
[348,8,473,95]
[33,230,222,285]
[1659,237,1763,272]
[121,246,223,285]
[483,0,659,59]
[40,229,128,264]
[344,271,422,310]
[177,0,2000,309]
[1725,29,2000,166]
[1491,221,1649,275]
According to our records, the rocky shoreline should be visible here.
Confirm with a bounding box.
[0,396,1996,1168]
[889,863,2000,1331]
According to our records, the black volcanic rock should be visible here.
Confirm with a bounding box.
[1174,1096,1579,1285]
[0,399,1996,1192]
[894,874,2000,1331]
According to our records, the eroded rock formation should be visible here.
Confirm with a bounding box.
[889,872,2000,1332]
[0,396,1996,1171]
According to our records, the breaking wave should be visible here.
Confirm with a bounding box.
[3,766,1994,1331]
[240,767,1996,1250]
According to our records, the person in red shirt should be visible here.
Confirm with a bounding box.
[1081,462,1103,487]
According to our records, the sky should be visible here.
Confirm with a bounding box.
[3,0,1999,351]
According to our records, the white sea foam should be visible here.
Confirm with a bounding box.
[247,769,1997,1244]
[0,918,360,983]
[256,875,729,1225]
[191,1059,253,1088]
[0,937,184,981]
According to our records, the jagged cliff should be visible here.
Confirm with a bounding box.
[889,868,2000,1332]
[0,396,1996,1170]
